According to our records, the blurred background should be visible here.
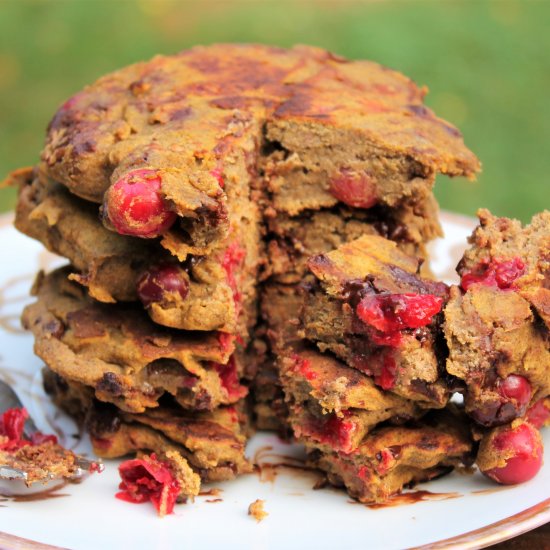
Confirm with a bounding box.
[0,0,548,222]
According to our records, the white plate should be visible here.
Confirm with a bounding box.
[0,212,548,550]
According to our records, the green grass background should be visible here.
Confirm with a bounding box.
[1,0,548,221]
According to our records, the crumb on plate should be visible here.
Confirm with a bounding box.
[248,499,268,522]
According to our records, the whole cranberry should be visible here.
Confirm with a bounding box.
[137,265,189,307]
[479,421,543,485]
[329,168,377,209]
[498,375,532,411]
[117,453,180,517]
[103,169,176,238]
[526,399,550,429]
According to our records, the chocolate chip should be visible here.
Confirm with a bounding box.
[96,372,124,397]
[87,402,121,437]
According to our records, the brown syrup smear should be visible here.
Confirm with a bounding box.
[253,445,321,484]
[0,273,35,335]
[253,445,309,467]
[254,461,319,483]
[253,445,275,463]
[0,481,70,503]
[348,490,462,509]
[205,498,223,503]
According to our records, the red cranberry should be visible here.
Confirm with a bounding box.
[370,330,403,347]
[494,258,525,288]
[91,437,113,451]
[212,357,247,400]
[374,352,398,391]
[104,169,176,238]
[353,293,441,390]
[526,399,550,429]
[117,453,180,516]
[222,242,246,304]
[498,375,532,410]
[0,408,58,451]
[291,354,317,381]
[356,293,443,348]
[226,406,240,425]
[210,168,224,188]
[88,462,103,473]
[329,168,377,209]
[0,407,28,442]
[30,433,58,446]
[60,92,84,111]
[479,422,543,485]
[461,257,525,291]
[357,465,373,482]
[322,414,356,453]
[137,265,189,307]
[217,332,236,354]
[353,350,398,390]
[301,412,357,453]
[375,446,401,475]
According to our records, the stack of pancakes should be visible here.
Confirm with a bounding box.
[7,44,488,501]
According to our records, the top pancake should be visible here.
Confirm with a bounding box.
[41,43,479,216]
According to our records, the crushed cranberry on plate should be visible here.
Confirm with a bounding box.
[117,454,181,517]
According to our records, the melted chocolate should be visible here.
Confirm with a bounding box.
[386,265,448,297]
[87,402,121,437]
[0,481,69,503]
[95,372,124,397]
[347,489,461,509]
[253,445,321,484]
